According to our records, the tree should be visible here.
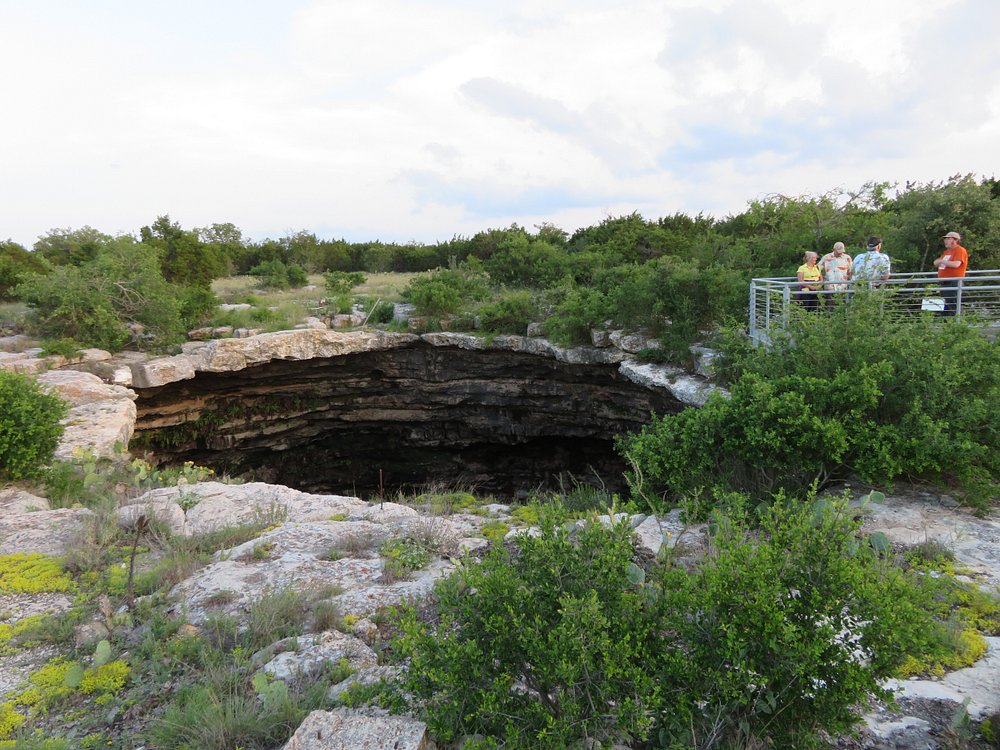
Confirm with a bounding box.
[0,241,49,300]
[16,238,201,351]
[885,175,1000,270]
[140,215,223,288]
[33,226,112,266]
[197,222,247,276]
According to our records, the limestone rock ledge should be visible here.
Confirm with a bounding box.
[35,370,137,461]
[122,329,719,408]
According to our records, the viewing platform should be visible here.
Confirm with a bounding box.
[749,270,1000,345]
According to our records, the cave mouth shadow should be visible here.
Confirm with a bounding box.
[131,345,681,503]
[197,435,630,503]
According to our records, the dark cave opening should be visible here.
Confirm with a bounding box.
[130,344,683,500]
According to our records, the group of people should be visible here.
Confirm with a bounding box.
[795,232,969,316]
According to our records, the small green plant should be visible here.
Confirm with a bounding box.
[0,371,67,481]
[320,546,343,562]
[480,520,510,543]
[982,708,1000,747]
[38,338,82,358]
[249,542,275,561]
[380,537,432,582]
[311,600,341,632]
[0,555,75,595]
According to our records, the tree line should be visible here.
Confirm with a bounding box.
[1,174,998,356]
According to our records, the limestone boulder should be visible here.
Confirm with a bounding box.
[117,497,187,536]
[0,507,92,556]
[257,630,378,684]
[36,370,137,460]
[283,708,434,750]
[631,510,705,557]
[128,353,196,388]
[37,369,135,406]
[609,330,660,354]
[690,345,720,379]
[0,488,50,514]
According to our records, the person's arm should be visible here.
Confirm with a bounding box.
[934,254,962,269]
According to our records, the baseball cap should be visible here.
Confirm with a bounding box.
[866,236,881,249]
[942,231,961,240]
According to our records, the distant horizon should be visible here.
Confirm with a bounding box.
[3,2,998,251]
[7,172,996,252]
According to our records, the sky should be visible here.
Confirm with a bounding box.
[2,0,999,249]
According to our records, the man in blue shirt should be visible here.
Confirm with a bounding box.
[852,236,890,284]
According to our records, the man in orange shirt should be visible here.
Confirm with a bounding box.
[933,231,969,317]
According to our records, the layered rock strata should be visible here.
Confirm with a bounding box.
[125,330,712,497]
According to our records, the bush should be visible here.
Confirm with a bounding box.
[404,265,489,318]
[542,285,610,345]
[248,259,307,290]
[397,507,657,748]
[396,499,936,749]
[323,271,366,297]
[15,239,192,351]
[476,290,538,334]
[0,372,67,480]
[623,294,1000,508]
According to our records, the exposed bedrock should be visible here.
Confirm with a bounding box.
[131,338,690,497]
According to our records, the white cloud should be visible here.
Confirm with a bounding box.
[0,0,997,248]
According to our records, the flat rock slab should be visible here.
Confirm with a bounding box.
[859,495,1000,586]
[283,708,434,750]
[36,369,138,461]
[0,507,92,556]
[171,557,384,624]
[135,482,367,535]
[884,637,1000,719]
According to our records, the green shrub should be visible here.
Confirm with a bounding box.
[380,537,432,581]
[15,239,193,351]
[542,285,609,345]
[483,235,569,288]
[623,295,1000,508]
[476,290,538,334]
[248,259,307,290]
[323,271,366,297]
[404,264,489,317]
[395,498,936,749]
[0,371,67,481]
[396,506,657,748]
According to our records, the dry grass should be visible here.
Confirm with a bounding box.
[353,272,422,302]
[211,272,422,306]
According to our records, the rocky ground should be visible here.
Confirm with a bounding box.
[2,334,999,749]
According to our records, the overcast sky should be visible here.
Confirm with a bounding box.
[2,0,998,249]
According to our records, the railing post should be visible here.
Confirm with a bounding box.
[749,281,758,344]
[956,278,964,320]
[781,283,791,324]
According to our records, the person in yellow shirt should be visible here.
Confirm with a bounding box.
[796,251,822,311]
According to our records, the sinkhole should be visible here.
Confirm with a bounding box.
[130,344,684,499]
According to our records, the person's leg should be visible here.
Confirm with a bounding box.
[938,280,957,317]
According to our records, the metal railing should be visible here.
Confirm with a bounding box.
[749,270,1000,345]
